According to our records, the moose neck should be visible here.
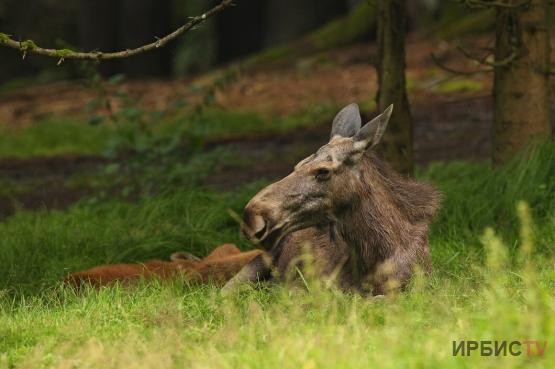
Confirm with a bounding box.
[334,153,418,271]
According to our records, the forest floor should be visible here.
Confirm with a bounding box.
[0,33,554,369]
[0,34,513,218]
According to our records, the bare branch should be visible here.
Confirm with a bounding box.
[0,0,234,62]
[456,45,518,67]
[430,53,492,75]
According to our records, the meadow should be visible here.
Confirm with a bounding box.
[0,114,554,369]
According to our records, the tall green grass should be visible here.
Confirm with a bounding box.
[1,222,553,368]
[423,142,555,278]
[0,188,258,295]
[0,141,554,368]
[1,141,554,295]
[426,142,555,243]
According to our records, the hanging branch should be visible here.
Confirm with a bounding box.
[0,0,234,64]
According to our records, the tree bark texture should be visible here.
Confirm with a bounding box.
[376,0,413,175]
[492,0,551,165]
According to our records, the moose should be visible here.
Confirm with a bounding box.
[66,104,441,295]
[65,243,264,288]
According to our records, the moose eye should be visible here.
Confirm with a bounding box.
[315,168,331,181]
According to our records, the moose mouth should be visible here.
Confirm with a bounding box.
[241,215,296,260]
[243,219,285,250]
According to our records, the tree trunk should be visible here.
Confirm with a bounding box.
[376,0,413,175]
[492,0,551,165]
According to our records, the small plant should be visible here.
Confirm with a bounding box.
[80,63,246,198]
[83,72,192,197]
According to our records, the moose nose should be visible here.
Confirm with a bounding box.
[251,215,267,238]
[243,207,268,241]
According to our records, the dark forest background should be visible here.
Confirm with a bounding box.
[0,0,453,82]
[0,0,355,81]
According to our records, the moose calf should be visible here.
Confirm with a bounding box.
[65,244,264,288]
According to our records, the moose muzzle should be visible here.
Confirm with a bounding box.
[242,192,289,251]
[242,208,267,241]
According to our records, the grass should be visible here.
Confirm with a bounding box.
[178,104,337,140]
[0,120,114,158]
[1,242,553,369]
[0,125,554,368]
[0,105,337,160]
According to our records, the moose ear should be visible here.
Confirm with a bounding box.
[170,251,201,262]
[330,103,362,139]
[354,104,393,150]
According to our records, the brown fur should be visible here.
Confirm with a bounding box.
[225,105,442,295]
[64,244,264,288]
[67,105,441,295]
[273,153,441,294]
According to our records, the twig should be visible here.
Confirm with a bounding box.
[457,45,518,67]
[431,53,492,75]
[0,0,234,62]
[295,266,311,292]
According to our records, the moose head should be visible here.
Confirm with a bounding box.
[242,103,393,251]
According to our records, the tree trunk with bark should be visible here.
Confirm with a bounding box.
[492,0,551,165]
[376,0,413,175]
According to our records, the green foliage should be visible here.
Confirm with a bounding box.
[83,74,165,158]
[176,104,337,143]
[434,8,494,40]
[1,139,554,296]
[425,140,555,259]
[0,99,335,162]
[66,71,338,197]
[0,227,553,368]
[0,32,10,43]
[19,40,37,52]
[1,98,554,368]
[309,2,377,50]
[0,187,258,296]
[0,120,114,158]
[246,2,377,67]
[52,48,74,58]
[435,78,484,93]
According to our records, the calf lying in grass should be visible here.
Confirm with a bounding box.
[65,244,263,288]
[66,104,440,294]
